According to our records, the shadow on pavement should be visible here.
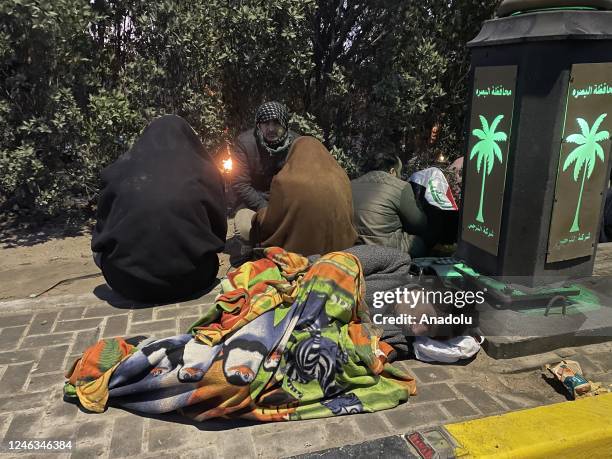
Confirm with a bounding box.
[119,409,261,431]
[540,373,573,401]
[93,278,221,309]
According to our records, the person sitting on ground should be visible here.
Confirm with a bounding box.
[91,115,227,303]
[231,101,299,246]
[351,151,429,257]
[250,136,358,256]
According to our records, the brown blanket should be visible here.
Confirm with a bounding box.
[252,136,357,256]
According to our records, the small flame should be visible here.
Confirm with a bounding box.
[437,153,446,163]
[222,157,233,172]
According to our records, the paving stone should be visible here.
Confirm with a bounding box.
[179,316,199,333]
[180,447,219,459]
[570,353,602,377]
[252,424,326,458]
[20,333,73,349]
[3,412,40,440]
[109,416,143,458]
[353,412,393,438]
[137,331,177,342]
[29,311,59,335]
[177,297,207,308]
[129,319,176,335]
[221,430,256,459]
[585,351,612,372]
[102,315,129,339]
[38,423,78,445]
[394,359,431,373]
[453,384,505,415]
[323,419,360,445]
[412,383,457,404]
[73,330,100,354]
[148,424,193,452]
[179,292,218,308]
[0,417,10,453]
[0,314,32,327]
[0,326,27,349]
[491,352,563,374]
[555,347,578,358]
[493,393,541,411]
[441,399,478,418]
[0,454,55,459]
[0,390,50,412]
[35,345,70,374]
[589,371,612,385]
[70,443,105,459]
[42,399,80,423]
[0,349,39,365]
[176,305,202,317]
[28,372,65,393]
[384,403,447,431]
[58,307,85,321]
[0,362,34,394]
[54,318,102,333]
[84,305,118,318]
[131,309,154,323]
[76,420,112,439]
[410,367,452,383]
[67,355,81,367]
[154,305,179,320]
[585,342,612,354]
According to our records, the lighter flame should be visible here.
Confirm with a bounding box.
[222,157,233,172]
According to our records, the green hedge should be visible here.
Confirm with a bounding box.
[0,0,499,216]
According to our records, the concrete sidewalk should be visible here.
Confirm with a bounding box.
[0,288,611,458]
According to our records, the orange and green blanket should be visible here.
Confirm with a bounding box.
[64,247,416,421]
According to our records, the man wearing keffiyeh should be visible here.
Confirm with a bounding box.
[230,102,299,264]
[232,102,297,211]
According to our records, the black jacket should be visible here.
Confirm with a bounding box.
[231,129,298,210]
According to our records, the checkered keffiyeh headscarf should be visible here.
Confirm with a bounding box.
[255,102,290,130]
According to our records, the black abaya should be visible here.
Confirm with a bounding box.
[92,115,227,302]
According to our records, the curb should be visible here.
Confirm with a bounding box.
[290,393,612,458]
[445,392,612,458]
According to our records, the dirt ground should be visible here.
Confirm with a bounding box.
[0,220,232,300]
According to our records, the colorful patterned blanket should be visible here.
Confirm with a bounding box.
[64,247,416,421]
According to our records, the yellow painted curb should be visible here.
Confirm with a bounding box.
[444,393,612,458]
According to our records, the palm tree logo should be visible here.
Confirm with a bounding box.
[469,114,508,223]
[563,113,609,233]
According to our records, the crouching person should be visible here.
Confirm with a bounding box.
[250,136,358,256]
[351,151,429,258]
[92,115,227,303]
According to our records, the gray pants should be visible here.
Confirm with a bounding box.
[234,208,256,242]
[229,208,256,266]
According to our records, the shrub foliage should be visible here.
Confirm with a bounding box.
[0,0,499,216]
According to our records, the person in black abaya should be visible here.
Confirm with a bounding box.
[92,115,227,303]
